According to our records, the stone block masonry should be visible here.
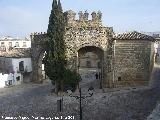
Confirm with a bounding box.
[30,10,155,88]
[113,40,154,87]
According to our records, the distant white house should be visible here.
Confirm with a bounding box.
[155,38,160,64]
[0,48,32,88]
[0,36,31,52]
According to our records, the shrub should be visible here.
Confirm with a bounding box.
[63,69,81,92]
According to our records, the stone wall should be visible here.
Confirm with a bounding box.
[30,33,48,83]
[113,40,154,86]
[30,10,156,89]
[30,10,114,88]
[64,10,113,71]
[64,10,113,88]
[0,57,5,73]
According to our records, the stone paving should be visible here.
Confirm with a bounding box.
[147,103,160,120]
[0,81,160,120]
[146,64,160,120]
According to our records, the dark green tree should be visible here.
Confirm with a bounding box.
[44,0,80,94]
[44,0,66,94]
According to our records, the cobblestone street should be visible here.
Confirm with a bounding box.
[0,82,58,120]
[0,0,160,119]
[0,81,160,120]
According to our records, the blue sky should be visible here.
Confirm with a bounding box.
[0,0,159,37]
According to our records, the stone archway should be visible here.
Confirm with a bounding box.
[30,33,48,83]
[78,46,104,89]
[30,10,114,88]
[37,51,46,81]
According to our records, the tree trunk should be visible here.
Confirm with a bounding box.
[55,81,59,95]
[60,80,64,95]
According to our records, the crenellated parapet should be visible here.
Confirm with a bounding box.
[30,32,49,60]
[30,31,49,83]
[30,32,48,43]
[31,10,114,85]
[64,10,76,24]
[64,10,103,28]
[91,11,102,22]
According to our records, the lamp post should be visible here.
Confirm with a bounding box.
[67,86,94,120]
[79,88,82,120]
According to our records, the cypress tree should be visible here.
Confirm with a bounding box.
[44,0,66,94]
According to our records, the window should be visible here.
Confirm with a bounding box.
[1,42,5,47]
[86,61,91,67]
[97,62,101,68]
[0,42,6,51]
[22,42,27,47]
[19,61,24,71]
[15,42,19,47]
[118,77,121,81]
[8,42,12,50]
[0,60,2,72]
[16,76,20,81]
[8,42,12,47]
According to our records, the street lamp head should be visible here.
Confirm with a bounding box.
[88,86,94,96]
[67,90,73,96]
[88,86,94,91]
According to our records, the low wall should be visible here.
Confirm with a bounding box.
[0,73,23,88]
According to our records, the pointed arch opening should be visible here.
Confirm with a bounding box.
[78,46,104,89]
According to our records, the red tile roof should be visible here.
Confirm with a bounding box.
[0,48,31,58]
[114,31,155,41]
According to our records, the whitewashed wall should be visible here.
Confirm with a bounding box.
[0,73,23,88]
[0,40,31,48]
[13,73,23,85]
[0,57,32,88]
[155,42,160,65]
[154,42,158,54]
[12,58,32,73]
[0,73,7,88]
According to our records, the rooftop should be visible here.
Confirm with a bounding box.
[0,48,31,58]
[114,31,155,41]
[0,36,30,41]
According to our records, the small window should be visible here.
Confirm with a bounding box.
[0,42,6,51]
[16,76,20,81]
[97,62,101,68]
[22,42,27,47]
[86,61,91,67]
[0,60,2,72]
[15,42,19,47]
[19,61,24,71]
[1,42,5,47]
[118,77,121,81]
[8,42,12,47]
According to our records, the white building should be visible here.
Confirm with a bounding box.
[0,49,32,88]
[155,38,160,65]
[0,36,31,51]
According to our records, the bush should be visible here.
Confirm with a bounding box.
[63,69,81,92]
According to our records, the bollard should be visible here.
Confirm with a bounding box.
[57,99,61,112]
[61,98,63,112]
[57,98,63,112]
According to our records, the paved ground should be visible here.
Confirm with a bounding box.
[0,64,160,120]
[147,103,160,120]
[149,64,160,88]
[0,82,160,120]
[146,64,160,120]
